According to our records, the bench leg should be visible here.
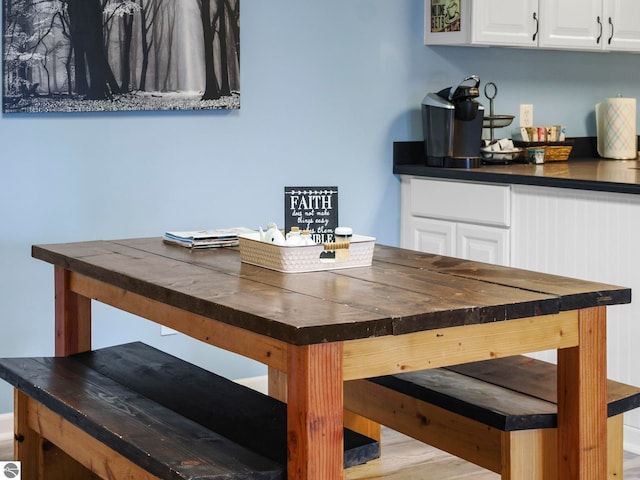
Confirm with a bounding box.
[501,429,556,480]
[15,390,95,480]
[16,390,159,480]
[15,390,42,480]
[608,415,623,480]
[501,415,623,480]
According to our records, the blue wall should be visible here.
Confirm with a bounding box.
[1,0,639,413]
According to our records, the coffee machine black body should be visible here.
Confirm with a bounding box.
[422,76,484,168]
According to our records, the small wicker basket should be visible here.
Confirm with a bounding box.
[238,232,375,273]
[514,140,574,162]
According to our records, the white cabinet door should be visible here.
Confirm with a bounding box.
[605,0,640,51]
[406,217,456,256]
[424,0,538,47]
[406,217,509,265]
[472,0,539,46]
[539,0,604,50]
[457,223,510,266]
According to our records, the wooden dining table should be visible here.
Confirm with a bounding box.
[31,237,631,479]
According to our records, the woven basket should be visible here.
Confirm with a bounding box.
[238,232,375,273]
[515,141,574,162]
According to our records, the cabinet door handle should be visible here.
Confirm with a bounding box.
[597,16,603,44]
[608,17,614,45]
[532,12,539,42]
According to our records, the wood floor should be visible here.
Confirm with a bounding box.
[349,428,640,479]
[0,438,12,464]
[2,427,640,479]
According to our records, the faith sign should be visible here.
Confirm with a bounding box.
[284,187,338,244]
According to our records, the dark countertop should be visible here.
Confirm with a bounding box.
[394,140,640,195]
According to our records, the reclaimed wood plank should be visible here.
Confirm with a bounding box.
[72,342,378,469]
[446,355,640,417]
[34,240,577,344]
[117,238,560,325]
[70,273,289,371]
[360,368,557,432]
[1,356,284,480]
[372,244,631,309]
[34,241,392,345]
[33,241,631,346]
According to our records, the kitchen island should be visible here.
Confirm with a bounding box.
[394,139,640,454]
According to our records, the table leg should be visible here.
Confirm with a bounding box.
[287,342,344,480]
[54,267,91,356]
[269,366,382,442]
[557,306,607,479]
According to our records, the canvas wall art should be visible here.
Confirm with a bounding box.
[2,0,240,113]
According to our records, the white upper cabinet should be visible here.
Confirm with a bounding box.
[538,0,603,50]
[471,0,539,46]
[425,0,538,47]
[606,0,640,51]
[425,0,640,52]
[538,0,640,51]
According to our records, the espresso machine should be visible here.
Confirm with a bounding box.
[422,75,484,168]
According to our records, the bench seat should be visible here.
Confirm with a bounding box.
[0,342,379,480]
[344,355,640,480]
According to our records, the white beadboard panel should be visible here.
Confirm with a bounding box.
[626,424,640,455]
[511,184,640,441]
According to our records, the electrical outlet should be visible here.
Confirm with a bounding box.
[520,104,533,127]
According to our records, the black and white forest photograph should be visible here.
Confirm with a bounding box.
[2,0,240,113]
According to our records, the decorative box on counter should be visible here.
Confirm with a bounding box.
[238,232,375,273]
[514,140,574,162]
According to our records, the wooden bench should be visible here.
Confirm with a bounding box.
[0,341,379,480]
[344,355,640,480]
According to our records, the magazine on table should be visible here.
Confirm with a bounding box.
[163,227,256,249]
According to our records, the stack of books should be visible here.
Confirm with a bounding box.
[163,227,255,249]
